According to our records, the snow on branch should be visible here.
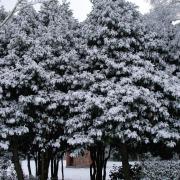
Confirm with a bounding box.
[0,0,22,29]
[0,0,49,29]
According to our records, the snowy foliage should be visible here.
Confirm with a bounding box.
[0,5,39,149]
[0,153,16,180]
[25,0,80,152]
[109,160,180,180]
[0,0,179,179]
[142,160,180,179]
[109,163,142,180]
[144,1,180,77]
[67,0,180,151]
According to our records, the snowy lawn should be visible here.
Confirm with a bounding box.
[21,160,125,180]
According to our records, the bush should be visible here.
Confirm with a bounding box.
[109,163,142,180]
[0,153,16,180]
[109,160,180,180]
[142,160,180,180]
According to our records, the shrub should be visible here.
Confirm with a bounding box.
[109,163,142,180]
[109,160,180,180]
[0,153,16,180]
[141,160,180,180]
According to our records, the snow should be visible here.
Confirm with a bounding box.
[21,160,123,180]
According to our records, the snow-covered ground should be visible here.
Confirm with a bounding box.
[21,160,122,180]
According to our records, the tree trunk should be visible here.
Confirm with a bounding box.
[40,151,50,180]
[34,153,38,177]
[27,153,32,177]
[40,152,46,180]
[11,141,24,180]
[103,160,107,180]
[90,145,109,180]
[45,153,51,180]
[90,148,96,180]
[90,162,95,180]
[121,143,131,180]
[38,151,42,177]
[96,148,103,180]
[50,155,60,180]
[103,146,112,180]
[51,158,54,178]
[61,157,64,180]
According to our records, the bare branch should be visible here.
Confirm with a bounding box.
[0,0,48,29]
[0,0,23,29]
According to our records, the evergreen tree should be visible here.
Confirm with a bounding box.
[18,0,80,179]
[144,3,180,76]
[67,0,180,180]
[0,5,39,180]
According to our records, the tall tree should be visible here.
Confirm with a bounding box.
[67,1,180,180]
[0,5,39,180]
[18,0,80,179]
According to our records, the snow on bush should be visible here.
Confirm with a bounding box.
[0,153,16,180]
[109,163,142,180]
[142,160,180,180]
[109,160,180,180]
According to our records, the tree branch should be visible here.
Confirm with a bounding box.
[0,0,48,29]
[0,0,23,29]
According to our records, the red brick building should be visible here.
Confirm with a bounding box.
[66,151,92,167]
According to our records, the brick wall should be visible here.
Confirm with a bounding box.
[66,151,92,168]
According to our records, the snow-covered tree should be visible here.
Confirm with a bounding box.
[148,0,180,23]
[0,5,39,180]
[17,0,80,179]
[67,0,180,180]
[1,0,80,179]
[144,1,180,77]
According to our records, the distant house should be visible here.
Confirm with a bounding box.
[66,151,92,168]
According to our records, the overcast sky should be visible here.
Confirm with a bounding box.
[0,0,151,22]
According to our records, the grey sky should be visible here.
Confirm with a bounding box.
[0,0,151,22]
